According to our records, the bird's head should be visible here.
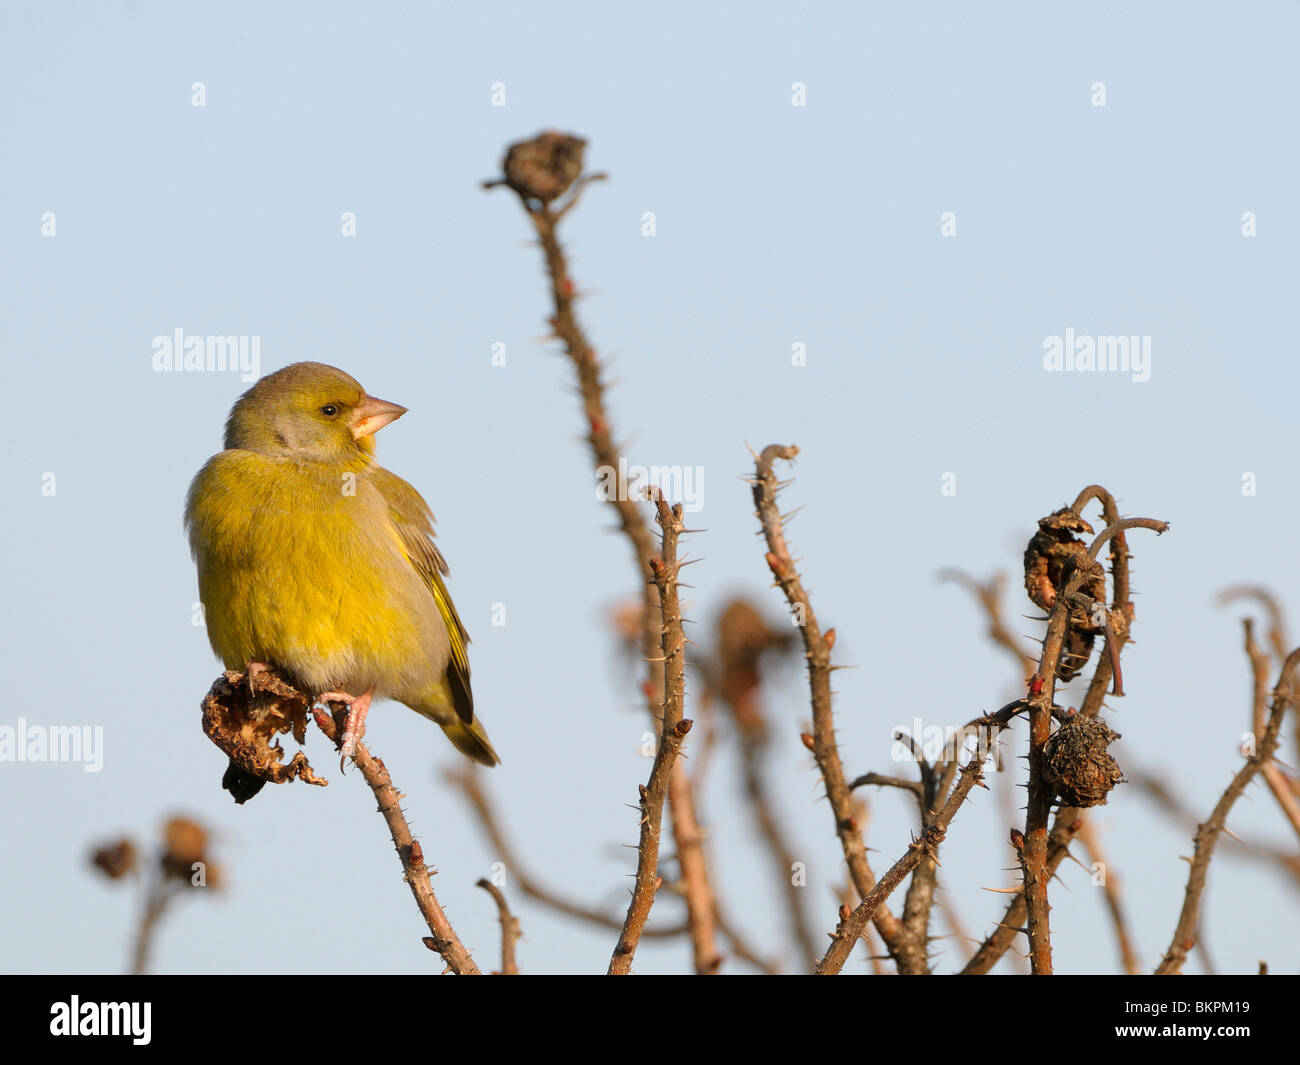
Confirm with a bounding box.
[223,362,407,462]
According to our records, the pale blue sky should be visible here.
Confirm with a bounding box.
[3,1,1298,975]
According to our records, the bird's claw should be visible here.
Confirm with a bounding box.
[338,734,357,772]
[245,661,272,697]
[312,687,374,775]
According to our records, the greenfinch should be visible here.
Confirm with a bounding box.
[185,362,498,768]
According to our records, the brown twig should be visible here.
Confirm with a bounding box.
[475,879,521,975]
[1154,646,1300,974]
[751,443,918,972]
[1070,486,1129,716]
[497,153,658,652]
[609,499,692,974]
[850,772,927,808]
[834,875,886,973]
[312,710,481,975]
[493,139,721,973]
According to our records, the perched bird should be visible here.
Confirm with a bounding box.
[185,362,498,768]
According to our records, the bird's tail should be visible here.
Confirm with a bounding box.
[441,716,500,766]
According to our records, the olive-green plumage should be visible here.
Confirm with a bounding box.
[185,361,498,766]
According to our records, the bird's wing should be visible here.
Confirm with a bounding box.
[368,465,474,724]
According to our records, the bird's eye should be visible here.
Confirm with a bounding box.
[320,404,338,417]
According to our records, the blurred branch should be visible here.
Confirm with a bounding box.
[935,883,973,969]
[94,818,223,976]
[1076,816,1141,974]
[1219,585,1300,774]
[711,904,782,974]
[1131,769,1300,889]
[444,766,689,938]
[1155,646,1300,974]
[142,821,217,974]
[476,879,521,975]
[1217,584,1290,664]
[699,599,817,965]
[131,881,177,976]
[938,569,1036,682]
[665,758,721,973]
[1242,619,1300,845]
[737,736,819,966]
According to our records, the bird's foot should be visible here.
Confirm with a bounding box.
[245,661,273,696]
[312,686,375,771]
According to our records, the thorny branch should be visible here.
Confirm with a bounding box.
[609,498,693,974]
[751,443,920,972]
[1021,514,1168,974]
[1070,486,1132,716]
[167,129,1299,981]
[956,499,1165,974]
[960,810,1083,974]
[200,668,480,973]
[310,707,483,975]
[816,713,1012,975]
[491,135,720,972]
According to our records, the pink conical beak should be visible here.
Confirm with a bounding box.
[350,395,407,439]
